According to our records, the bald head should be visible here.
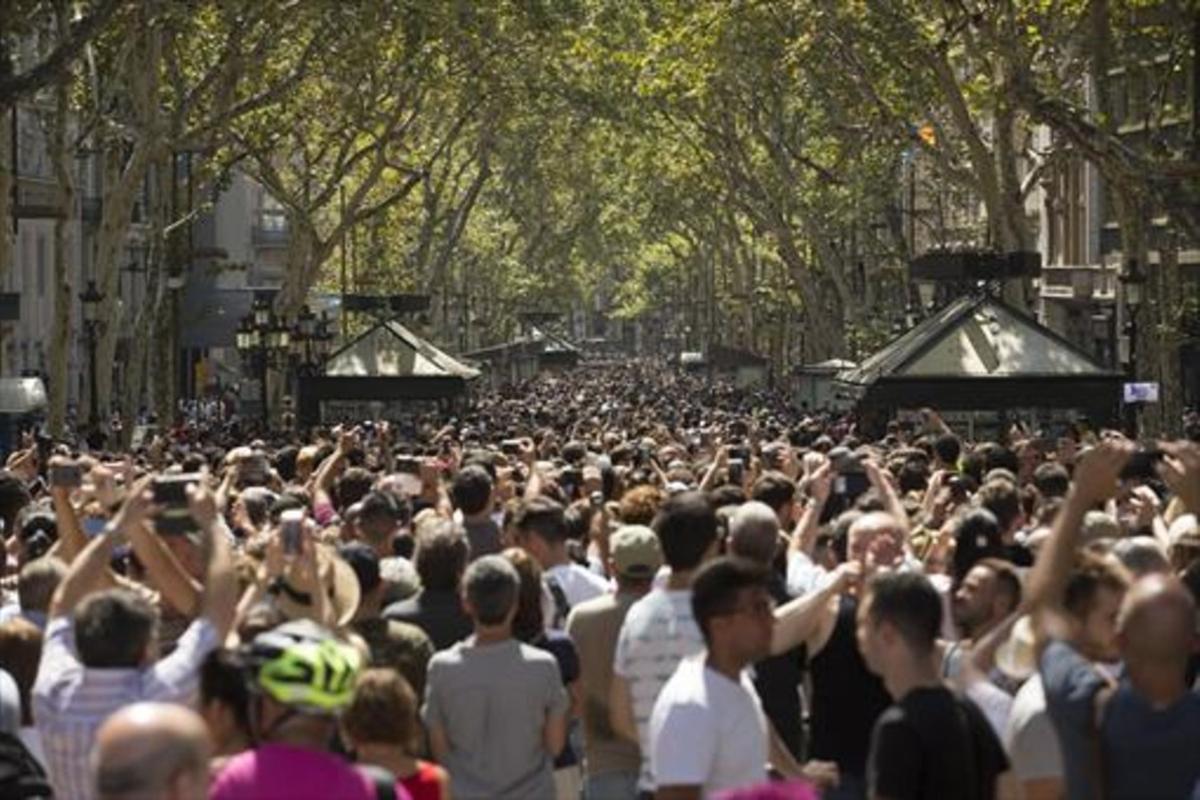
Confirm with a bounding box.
[93,703,212,800]
[848,511,906,569]
[1119,575,1197,668]
[729,502,781,565]
[1112,536,1170,579]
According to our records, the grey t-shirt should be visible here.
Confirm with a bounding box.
[1040,639,1200,800]
[423,636,568,799]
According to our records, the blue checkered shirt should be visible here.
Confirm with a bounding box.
[32,614,219,800]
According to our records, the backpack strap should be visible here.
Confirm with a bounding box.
[941,641,963,679]
[544,574,571,629]
[1086,670,1118,800]
[0,731,53,799]
[357,764,396,800]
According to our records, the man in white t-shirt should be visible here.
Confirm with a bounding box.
[649,557,776,799]
[513,496,608,627]
[611,491,720,794]
[1004,672,1063,798]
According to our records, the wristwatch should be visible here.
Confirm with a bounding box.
[266,577,313,606]
[101,521,126,545]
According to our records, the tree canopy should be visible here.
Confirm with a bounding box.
[3,0,1197,433]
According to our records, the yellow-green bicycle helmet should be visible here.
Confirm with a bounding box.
[244,619,362,714]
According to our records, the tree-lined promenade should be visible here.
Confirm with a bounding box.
[1,1,1196,440]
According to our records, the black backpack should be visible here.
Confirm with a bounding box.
[0,731,53,799]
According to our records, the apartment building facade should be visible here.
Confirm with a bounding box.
[5,91,297,419]
[1036,31,1199,410]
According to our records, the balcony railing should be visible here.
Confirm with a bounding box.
[12,175,64,219]
[251,225,289,248]
[1039,264,1117,302]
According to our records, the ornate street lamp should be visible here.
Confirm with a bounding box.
[315,312,335,360]
[253,296,272,329]
[79,280,104,428]
[237,297,291,429]
[916,279,937,312]
[1119,258,1146,309]
[287,305,333,377]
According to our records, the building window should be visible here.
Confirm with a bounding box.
[36,234,46,298]
[258,191,287,230]
[1165,64,1188,117]
[1127,66,1148,125]
[1048,155,1087,266]
[1109,77,1123,127]
[21,230,31,292]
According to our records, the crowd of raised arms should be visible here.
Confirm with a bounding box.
[1,361,1199,800]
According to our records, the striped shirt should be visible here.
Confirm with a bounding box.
[612,588,704,791]
[32,614,219,800]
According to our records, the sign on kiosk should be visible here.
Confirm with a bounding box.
[1123,382,1160,404]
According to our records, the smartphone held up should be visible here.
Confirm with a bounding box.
[280,509,307,556]
[152,473,203,535]
[49,461,84,489]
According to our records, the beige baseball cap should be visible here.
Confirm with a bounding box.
[611,525,663,579]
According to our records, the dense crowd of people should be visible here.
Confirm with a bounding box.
[1,361,1199,799]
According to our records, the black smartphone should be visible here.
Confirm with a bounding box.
[49,462,83,489]
[501,440,522,455]
[728,458,745,485]
[1120,448,1165,482]
[946,475,970,503]
[836,472,872,501]
[152,473,203,535]
[561,468,582,499]
[35,432,52,467]
[395,455,421,475]
[830,447,864,474]
[280,509,305,556]
[240,453,269,486]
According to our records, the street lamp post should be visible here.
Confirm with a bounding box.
[287,307,334,431]
[1119,258,1147,435]
[237,300,334,431]
[289,306,335,376]
[79,280,104,430]
[236,296,291,430]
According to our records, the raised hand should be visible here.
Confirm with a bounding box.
[186,479,220,531]
[1128,484,1162,528]
[1071,439,1136,506]
[829,559,863,595]
[517,437,537,466]
[1159,441,1200,516]
[808,461,834,507]
[112,476,160,534]
[337,426,361,455]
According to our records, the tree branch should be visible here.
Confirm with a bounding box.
[0,0,129,106]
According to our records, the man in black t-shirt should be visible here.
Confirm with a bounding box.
[857,572,1007,800]
[729,501,806,758]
